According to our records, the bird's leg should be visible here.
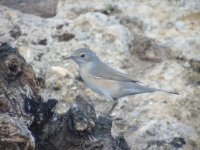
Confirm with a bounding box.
[108,99,118,115]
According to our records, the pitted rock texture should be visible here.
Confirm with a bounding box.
[0,0,200,149]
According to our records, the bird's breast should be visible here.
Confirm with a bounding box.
[79,65,120,97]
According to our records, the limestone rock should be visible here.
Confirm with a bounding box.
[0,0,200,149]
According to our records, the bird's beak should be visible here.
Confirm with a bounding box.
[66,55,75,60]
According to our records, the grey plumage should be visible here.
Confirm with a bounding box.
[89,59,141,83]
[67,48,179,101]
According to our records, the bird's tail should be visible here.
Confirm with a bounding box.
[124,83,179,96]
[147,87,179,95]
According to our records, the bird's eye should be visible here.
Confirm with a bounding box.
[80,53,85,58]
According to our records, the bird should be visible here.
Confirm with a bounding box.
[67,48,179,114]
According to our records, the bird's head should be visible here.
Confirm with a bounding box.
[67,48,99,65]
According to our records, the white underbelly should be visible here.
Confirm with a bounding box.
[81,73,105,96]
[79,65,120,99]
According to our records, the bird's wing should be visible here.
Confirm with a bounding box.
[89,61,141,83]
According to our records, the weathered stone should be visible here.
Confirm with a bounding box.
[0,0,200,149]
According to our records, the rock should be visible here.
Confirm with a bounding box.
[53,32,75,42]
[2,0,58,18]
[51,66,72,77]
[128,119,197,150]
[0,0,200,149]
[9,25,22,39]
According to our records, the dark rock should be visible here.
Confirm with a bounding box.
[129,35,172,62]
[38,38,47,45]
[149,140,166,147]
[56,24,64,30]
[115,136,131,150]
[75,75,84,82]
[2,0,58,18]
[170,137,186,148]
[9,25,22,39]
[54,32,75,42]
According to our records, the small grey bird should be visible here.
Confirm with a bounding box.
[67,48,178,113]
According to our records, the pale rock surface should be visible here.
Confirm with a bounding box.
[0,0,200,149]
